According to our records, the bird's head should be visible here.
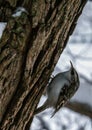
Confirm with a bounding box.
[70,61,79,84]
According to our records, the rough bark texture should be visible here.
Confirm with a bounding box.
[0,0,87,130]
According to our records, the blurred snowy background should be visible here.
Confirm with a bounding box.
[31,1,92,130]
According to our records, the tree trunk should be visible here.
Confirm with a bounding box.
[0,0,87,130]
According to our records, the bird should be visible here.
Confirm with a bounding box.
[35,61,80,117]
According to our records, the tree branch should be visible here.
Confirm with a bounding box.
[66,101,92,118]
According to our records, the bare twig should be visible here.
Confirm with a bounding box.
[66,101,92,118]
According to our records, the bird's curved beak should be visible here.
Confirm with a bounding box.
[70,61,74,69]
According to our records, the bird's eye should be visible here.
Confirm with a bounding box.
[71,71,74,75]
[71,68,74,75]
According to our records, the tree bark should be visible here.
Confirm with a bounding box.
[0,0,87,130]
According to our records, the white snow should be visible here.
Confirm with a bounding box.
[31,108,92,130]
[56,43,92,80]
[12,7,28,17]
[0,22,7,39]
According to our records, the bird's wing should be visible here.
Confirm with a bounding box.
[51,84,69,117]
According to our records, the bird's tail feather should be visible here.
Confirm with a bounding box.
[34,100,49,115]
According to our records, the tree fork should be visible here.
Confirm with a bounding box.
[0,0,87,130]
